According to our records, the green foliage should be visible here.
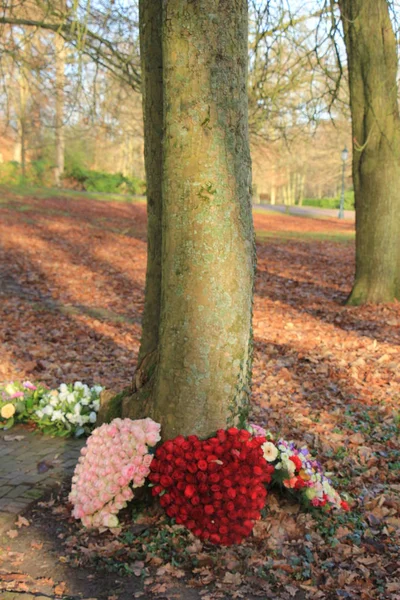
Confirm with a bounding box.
[30,158,54,186]
[0,382,47,429]
[66,165,145,195]
[303,191,355,210]
[0,161,22,185]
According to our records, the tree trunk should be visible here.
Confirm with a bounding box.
[136,0,163,361]
[338,0,400,304]
[270,183,276,205]
[54,31,65,187]
[116,0,255,441]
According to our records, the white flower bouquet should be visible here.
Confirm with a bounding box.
[32,382,104,437]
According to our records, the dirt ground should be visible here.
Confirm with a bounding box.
[0,189,399,599]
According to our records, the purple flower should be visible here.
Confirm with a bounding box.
[23,381,37,390]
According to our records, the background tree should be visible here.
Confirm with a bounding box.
[337,0,400,304]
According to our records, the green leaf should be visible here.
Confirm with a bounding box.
[4,416,15,430]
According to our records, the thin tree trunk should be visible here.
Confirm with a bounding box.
[136,0,163,362]
[54,32,65,187]
[18,68,28,181]
[338,0,400,304]
[270,183,276,205]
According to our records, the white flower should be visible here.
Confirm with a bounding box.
[5,383,18,395]
[92,385,103,394]
[89,411,97,423]
[51,410,65,422]
[261,441,279,462]
[281,453,296,475]
[50,398,59,407]
[91,400,100,411]
[67,393,76,403]
[74,382,83,390]
[35,409,44,419]
[59,383,68,393]
[43,405,54,415]
[80,396,90,406]
[59,392,68,402]
[66,412,77,423]
[74,403,82,415]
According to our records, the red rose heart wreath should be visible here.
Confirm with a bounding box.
[149,427,274,546]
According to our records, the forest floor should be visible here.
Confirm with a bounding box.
[0,188,399,600]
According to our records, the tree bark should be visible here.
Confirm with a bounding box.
[136,0,163,361]
[154,0,254,438]
[54,31,65,187]
[338,0,400,304]
[117,0,255,441]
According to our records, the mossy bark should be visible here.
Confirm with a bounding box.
[338,0,400,305]
[121,0,255,440]
[137,0,163,359]
[152,0,254,439]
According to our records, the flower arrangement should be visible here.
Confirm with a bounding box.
[32,382,104,437]
[149,427,274,546]
[0,380,104,437]
[249,424,350,511]
[70,420,349,540]
[69,418,161,528]
[0,381,47,430]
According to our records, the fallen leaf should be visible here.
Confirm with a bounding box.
[31,542,44,550]
[15,516,30,528]
[37,460,54,474]
[6,530,18,539]
[54,581,67,596]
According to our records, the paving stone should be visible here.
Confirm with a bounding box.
[0,485,13,498]
[4,484,31,498]
[21,488,44,499]
[0,425,84,516]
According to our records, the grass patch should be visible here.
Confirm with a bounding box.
[256,229,355,244]
[0,184,146,204]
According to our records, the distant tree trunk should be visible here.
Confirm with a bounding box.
[18,68,28,180]
[338,0,400,304]
[270,183,276,205]
[136,0,163,362]
[112,0,255,440]
[297,172,305,206]
[54,32,65,187]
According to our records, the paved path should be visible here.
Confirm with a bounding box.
[254,202,356,221]
[0,425,84,530]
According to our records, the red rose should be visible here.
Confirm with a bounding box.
[294,477,305,489]
[198,460,208,471]
[184,485,195,498]
[289,455,302,471]
[160,475,173,488]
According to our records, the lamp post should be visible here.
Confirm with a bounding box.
[338,146,348,219]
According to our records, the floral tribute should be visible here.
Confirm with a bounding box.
[149,427,274,546]
[0,380,104,436]
[0,381,48,430]
[69,418,161,529]
[249,424,350,511]
[33,381,104,437]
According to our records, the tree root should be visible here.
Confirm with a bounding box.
[97,350,157,425]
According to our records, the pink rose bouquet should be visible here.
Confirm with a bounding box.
[69,418,161,529]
